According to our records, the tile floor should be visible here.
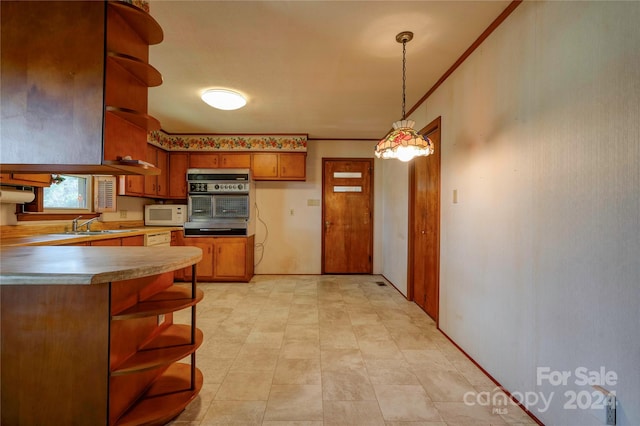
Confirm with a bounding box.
[170,275,537,425]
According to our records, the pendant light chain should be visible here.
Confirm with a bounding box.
[401,38,407,120]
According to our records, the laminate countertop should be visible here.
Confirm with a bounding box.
[0,246,202,285]
[0,226,183,247]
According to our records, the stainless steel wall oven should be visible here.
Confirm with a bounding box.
[185,169,255,236]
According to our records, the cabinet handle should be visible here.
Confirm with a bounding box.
[158,185,161,192]
[208,247,211,254]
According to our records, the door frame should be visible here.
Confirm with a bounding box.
[321,157,374,274]
[407,116,441,322]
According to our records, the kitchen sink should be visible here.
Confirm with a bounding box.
[60,229,140,235]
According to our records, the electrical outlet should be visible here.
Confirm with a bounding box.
[606,395,616,425]
[157,314,165,326]
[120,209,128,218]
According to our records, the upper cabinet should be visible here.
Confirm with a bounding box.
[252,152,307,181]
[0,1,163,176]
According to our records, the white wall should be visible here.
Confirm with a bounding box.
[254,139,384,275]
[388,1,639,424]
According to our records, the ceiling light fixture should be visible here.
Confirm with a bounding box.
[201,89,247,110]
[375,31,434,162]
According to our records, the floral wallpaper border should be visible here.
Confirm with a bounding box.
[148,131,308,152]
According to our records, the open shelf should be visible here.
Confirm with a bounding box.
[108,1,163,45]
[106,106,161,131]
[115,363,203,426]
[113,287,204,320]
[108,52,162,87]
[111,324,203,375]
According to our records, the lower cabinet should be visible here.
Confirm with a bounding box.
[180,235,254,282]
[109,272,204,425]
[0,268,203,426]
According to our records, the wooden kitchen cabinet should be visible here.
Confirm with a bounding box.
[0,1,162,174]
[118,174,145,196]
[91,238,122,246]
[144,145,168,198]
[182,239,215,281]
[219,153,251,168]
[121,235,144,246]
[0,247,203,426]
[251,153,279,179]
[251,152,306,181]
[0,173,51,187]
[181,236,254,282]
[189,153,219,169]
[168,153,189,199]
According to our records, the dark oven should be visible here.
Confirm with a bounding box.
[185,168,254,236]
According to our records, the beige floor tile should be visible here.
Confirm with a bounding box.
[433,401,507,425]
[263,385,324,421]
[414,368,477,402]
[373,384,442,422]
[365,359,421,385]
[280,340,321,359]
[182,275,519,425]
[323,400,386,425]
[246,330,285,348]
[230,345,280,372]
[199,400,266,425]
[319,326,359,350]
[273,358,322,385]
[322,369,377,401]
[199,339,244,359]
[196,357,234,383]
[215,370,274,401]
[169,382,219,422]
[358,339,404,361]
[353,324,393,341]
[401,349,457,371]
[288,306,319,325]
[284,324,319,342]
[320,348,365,371]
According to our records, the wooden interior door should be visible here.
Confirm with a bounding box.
[408,117,441,321]
[322,159,373,274]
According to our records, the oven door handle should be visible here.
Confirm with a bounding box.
[200,228,232,232]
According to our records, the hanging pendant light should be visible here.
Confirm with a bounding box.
[375,31,434,162]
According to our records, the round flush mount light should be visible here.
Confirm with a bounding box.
[201,89,247,110]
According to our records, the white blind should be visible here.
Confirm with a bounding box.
[94,176,116,212]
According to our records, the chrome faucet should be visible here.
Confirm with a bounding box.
[72,216,99,232]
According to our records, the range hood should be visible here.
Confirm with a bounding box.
[0,159,160,176]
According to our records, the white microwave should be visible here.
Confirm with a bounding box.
[144,204,187,226]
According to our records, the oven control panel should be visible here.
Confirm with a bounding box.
[189,182,249,193]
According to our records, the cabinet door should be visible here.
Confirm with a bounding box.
[91,238,121,246]
[182,238,214,280]
[156,148,168,197]
[121,235,144,246]
[220,153,251,168]
[144,144,158,196]
[279,153,306,179]
[171,231,184,281]
[169,153,189,198]
[213,238,247,279]
[119,175,144,196]
[251,153,278,179]
[189,153,219,169]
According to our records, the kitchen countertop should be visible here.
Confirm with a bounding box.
[0,226,183,247]
[0,245,202,285]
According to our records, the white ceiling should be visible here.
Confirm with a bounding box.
[148,1,511,140]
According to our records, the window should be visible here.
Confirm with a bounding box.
[44,174,92,211]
